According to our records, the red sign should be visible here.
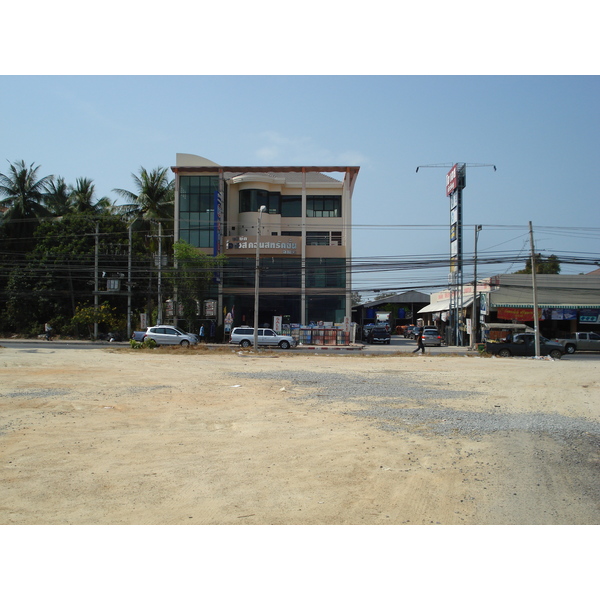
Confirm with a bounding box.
[446,164,458,196]
[497,307,541,321]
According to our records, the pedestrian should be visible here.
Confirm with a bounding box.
[199,324,205,343]
[412,328,425,354]
[44,322,53,341]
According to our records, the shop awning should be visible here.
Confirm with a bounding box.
[418,299,450,313]
[418,295,474,314]
[491,303,600,309]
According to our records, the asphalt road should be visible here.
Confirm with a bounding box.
[2,336,599,359]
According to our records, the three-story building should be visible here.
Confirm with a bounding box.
[171,153,359,330]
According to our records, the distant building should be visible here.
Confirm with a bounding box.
[419,272,600,343]
[171,154,359,330]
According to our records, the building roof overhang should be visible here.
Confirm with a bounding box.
[171,166,360,175]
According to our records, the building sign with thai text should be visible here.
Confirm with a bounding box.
[224,236,299,255]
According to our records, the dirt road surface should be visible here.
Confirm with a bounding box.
[1,345,599,525]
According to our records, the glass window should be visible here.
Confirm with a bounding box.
[306,258,346,288]
[178,176,219,249]
[307,195,341,218]
[239,189,280,214]
[281,195,301,217]
[306,231,330,246]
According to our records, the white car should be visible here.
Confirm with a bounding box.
[143,325,198,347]
[229,327,296,349]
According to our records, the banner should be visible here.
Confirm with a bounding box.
[497,307,541,321]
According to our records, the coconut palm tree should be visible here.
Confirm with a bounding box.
[0,159,53,223]
[0,160,53,251]
[113,166,174,223]
[69,177,113,214]
[69,177,114,215]
[43,176,74,216]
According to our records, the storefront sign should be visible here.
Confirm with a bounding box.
[224,236,298,255]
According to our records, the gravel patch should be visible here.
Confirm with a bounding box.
[233,369,600,440]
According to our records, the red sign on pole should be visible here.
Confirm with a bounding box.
[446,164,458,196]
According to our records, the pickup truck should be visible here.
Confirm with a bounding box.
[486,333,564,359]
[552,332,600,354]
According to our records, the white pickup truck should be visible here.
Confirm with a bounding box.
[553,332,600,354]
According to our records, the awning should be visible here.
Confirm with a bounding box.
[418,299,450,313]
[418,295,474,314]
[491,303,600,309]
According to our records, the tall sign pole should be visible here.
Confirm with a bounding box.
[417,163,496,347]
[446,163,466,345]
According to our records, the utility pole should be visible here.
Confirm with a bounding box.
[94,220,99,340]
[472,224,482,348]
[529,221,541,356]
[127,221,132,338]
[253,205,266,349]
[157,221,163,325]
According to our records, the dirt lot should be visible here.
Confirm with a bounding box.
[1,345,599,525]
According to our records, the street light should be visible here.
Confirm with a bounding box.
[253,205,266,349]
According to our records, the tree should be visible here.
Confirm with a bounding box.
[69,177,114,214]
[170,240,226,331]
[113,167,175,259]
[113,167,174,223]
[0,160,53,251]
[514,254,561,275]
[44,176,74,216]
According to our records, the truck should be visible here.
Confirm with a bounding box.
[485,333,564,359]
[552,331,600,354]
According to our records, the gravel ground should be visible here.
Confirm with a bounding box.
[234,368,600,438]
[1,347,599,526]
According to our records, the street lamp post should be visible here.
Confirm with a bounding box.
[253,205,266,349]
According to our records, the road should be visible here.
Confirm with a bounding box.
[1,335,598,359]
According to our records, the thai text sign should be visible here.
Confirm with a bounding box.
[224,236,299,255]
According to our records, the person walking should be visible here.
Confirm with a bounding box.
[199,324,205,343]
[412,328,425,354]
[44,322,53,341]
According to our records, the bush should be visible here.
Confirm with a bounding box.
[129,337,157,349]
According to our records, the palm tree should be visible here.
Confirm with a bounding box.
[0,159,53,222]
[44,176,74,216]
[69,177,114,215]
[0,160,53,251]
[113,166,174,223]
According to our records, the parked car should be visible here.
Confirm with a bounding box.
[229,327,296,349]
[422,328,443,346]
[142,325,198,347]
[552,332,600,354]
[365,326,391,344]
[486,333,564,359]
[404,325,420,339]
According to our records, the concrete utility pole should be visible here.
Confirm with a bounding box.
[94,221,99,340]
[529,221,541,356]
[472,224,482,348]
[127,221,132,338]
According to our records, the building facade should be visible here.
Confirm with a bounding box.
[171,154,359,331]
[419,272,600,344]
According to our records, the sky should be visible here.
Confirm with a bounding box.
[2,75,598,299]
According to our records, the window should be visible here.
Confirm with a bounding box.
[179,176,219,249]
[306,231,330,246]
[239,189,280,214]
[281,195,301,217]
[307,195,341,218]
[306,258,346,288]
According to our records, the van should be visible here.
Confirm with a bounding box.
[229,327,296,349]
